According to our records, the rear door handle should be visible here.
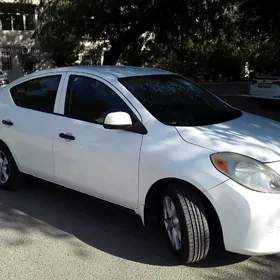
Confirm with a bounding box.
[59,133,75,141]
[2,119,13,126]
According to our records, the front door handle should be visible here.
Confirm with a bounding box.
[2,119,13,126]
[59,133,75,141]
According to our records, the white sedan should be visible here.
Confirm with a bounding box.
[0,66,279,264]
[250,70,280,100]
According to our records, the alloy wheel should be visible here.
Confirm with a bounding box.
[163,196,182,251]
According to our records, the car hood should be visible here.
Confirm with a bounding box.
[176,112,280,163]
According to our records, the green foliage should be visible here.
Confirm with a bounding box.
[36,0,83,67]
[18,53,39,74]
[80,44,104,66]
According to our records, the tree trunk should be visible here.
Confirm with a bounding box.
[102,19,155,65]
[103,46,122,65]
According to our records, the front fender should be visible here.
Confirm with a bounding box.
[138,121,228,208]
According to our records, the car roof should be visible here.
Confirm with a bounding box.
[23,66,172,79]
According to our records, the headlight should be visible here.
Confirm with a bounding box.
[210,152,280,193]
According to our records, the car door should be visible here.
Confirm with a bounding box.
[2,73,65,181]
[52,73,144,209]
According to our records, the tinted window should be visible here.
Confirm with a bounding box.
[65,75,132,124]
[10,75,61,113]
[119,75,242,126]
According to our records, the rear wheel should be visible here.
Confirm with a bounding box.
[163,185,210,264]
[0,143,23,190]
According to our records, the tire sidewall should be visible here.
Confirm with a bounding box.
[162,187,190,262]
[0,143,20,190]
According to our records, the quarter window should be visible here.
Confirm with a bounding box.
[65,75,132,124]
[10,75,61,113]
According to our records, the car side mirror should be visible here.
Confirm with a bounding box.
[103,111,133,130]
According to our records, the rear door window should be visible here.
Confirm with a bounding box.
[10,75,62,113]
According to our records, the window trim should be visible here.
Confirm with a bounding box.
[9,73,66,114]
[57,72,147,135]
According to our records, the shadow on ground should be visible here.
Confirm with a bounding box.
[0,178,252,268]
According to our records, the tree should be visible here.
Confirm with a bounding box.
[37,0,180,65]
[35,1,83,67]
[18,52,39,74]
[37,0,234,66]
[36,0,280,80]
[239,1,280,38]
[238,0,280,75]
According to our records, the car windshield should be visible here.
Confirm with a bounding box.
[0,71,3,75]
[119,74,242,126]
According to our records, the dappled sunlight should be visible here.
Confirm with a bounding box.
[141,108,280,165]
[0,203,91,258]
[0,181,177,266]
[78,65,169,78]
[0,180,279,279]
[0,31,35,47]
[176,112,280,162]
[0,31,53,82]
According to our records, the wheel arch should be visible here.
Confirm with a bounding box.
[143,177,225,248]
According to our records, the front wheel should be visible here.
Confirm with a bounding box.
[163,185,210,264]
[0,143,23,190]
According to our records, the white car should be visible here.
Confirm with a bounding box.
[0,66,279,264]
[250,70,280,100]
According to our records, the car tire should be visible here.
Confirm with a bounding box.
[162,184,210,264]
[0,142,23,190]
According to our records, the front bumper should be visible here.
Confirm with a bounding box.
[206,179,280,256]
